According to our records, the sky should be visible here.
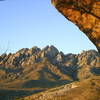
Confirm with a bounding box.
[0,0,97,54]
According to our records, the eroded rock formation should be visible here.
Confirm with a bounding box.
[51,0,100,52]
[0,46,100,86]
[0,46,100,99]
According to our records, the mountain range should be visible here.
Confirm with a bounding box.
[0,45,100,100]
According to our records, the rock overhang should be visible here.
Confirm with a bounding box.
[51,0,100,53]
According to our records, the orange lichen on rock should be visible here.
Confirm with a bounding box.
[51,0,100,52]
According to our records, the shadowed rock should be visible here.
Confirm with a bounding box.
[51,0,100,52]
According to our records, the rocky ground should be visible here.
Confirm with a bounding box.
[18,76,100,100]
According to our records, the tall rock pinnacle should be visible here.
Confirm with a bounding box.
[51,0,100,52]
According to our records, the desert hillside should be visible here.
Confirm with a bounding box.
[18,76,100,100]
[0,46,100,100]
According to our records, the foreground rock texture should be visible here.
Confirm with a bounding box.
[51,0,100,52]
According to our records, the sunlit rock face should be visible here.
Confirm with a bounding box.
[51,0,100,52]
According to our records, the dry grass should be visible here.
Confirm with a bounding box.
[18,76,100,100]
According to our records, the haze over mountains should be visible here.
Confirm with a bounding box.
[0,45,100,100]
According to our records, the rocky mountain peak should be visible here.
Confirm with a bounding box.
[41,45,59,58]
[0,46,100,81]
[0,46,100,100]
[27,46,41,56]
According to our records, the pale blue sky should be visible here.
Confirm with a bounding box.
[0,0,97,54]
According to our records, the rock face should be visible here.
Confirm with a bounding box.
[40,45,59,58]
[51,0,100,52]
[0,46,100,88]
